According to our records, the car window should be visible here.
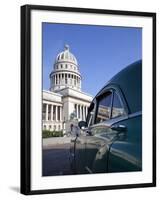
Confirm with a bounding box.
[111,92,125,118]
[95,92,112,123]
[86,102,95,126]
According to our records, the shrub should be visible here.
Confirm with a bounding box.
[42,130,63,138]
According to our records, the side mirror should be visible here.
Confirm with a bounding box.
[78,121,87,129]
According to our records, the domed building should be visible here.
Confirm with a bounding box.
[42,45,93,133]
[50,45,81,92]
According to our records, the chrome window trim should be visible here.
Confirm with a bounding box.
[128,111,142,118]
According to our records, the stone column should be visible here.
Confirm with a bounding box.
[85,106,87,119]
[46,104,48,121]
[77,76,79,87]
[80,105,82,120]
[57,74,59,85]
[83,106,85,121]
[77,104,79,119]
[51,104,53,121]
[56,106,58,121]
[82,106,85,121]
[60,106,62,121]
[60,73,62,85]
[59,74,61,85]
[75,104,77,118]
[79,105,81,119]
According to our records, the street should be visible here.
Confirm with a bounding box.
[42,137,73,176]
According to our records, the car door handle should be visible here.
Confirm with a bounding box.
[111,124,127,132]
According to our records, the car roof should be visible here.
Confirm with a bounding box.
[96,60,142,114]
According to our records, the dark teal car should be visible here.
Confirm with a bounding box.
[69,60,142,174]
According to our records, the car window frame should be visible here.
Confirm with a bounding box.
[94,90,113,124]
[86,99,96,127]
[92,85,128,126]
[111,90,127,119]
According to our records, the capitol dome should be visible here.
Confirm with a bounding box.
[50,45,82,92]
[55,44,78,66]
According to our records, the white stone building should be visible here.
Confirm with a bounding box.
[42,45,93,133]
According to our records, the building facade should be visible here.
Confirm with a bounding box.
[42,45,93,133]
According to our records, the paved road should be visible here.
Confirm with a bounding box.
[42,137,73,176]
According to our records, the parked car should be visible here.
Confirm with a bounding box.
[69,60,142,174]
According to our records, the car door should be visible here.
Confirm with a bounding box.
[73,102,96,174]
[108,110,142,172]
[85,88,128,173]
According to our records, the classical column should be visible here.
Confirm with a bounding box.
[51,104,53,121]
[77,104,79,119]
[61,74,63,85]
[56,74,57,85]
[54,75,55,85]
[55,106,58,121]
[83,106,85,121]
[76,77,78,87]
[46,104,48,121]
[80,78,81,89]
[75,104,77,118]
[59,74,61,85]
[60,106,62,121]
[82,106,85,121]
[77,76,79,87]
[67,74,69,84]
[60,73,62,85]
[80,105,82,120]
[58,106,60,121]
[58,74,59,85]
[85,106,87,119]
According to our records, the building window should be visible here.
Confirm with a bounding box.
[44,125,46,130]
[61,64,63,68]
[49,125,52,130]
[65,64,67,69]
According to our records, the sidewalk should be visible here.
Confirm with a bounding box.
[43,137,72,149]
[42,137,73,176]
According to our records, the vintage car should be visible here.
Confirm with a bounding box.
[69,60,142,174]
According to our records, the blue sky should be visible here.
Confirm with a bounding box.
[43,23,142,96]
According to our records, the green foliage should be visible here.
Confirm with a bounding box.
[42,130,63,138]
